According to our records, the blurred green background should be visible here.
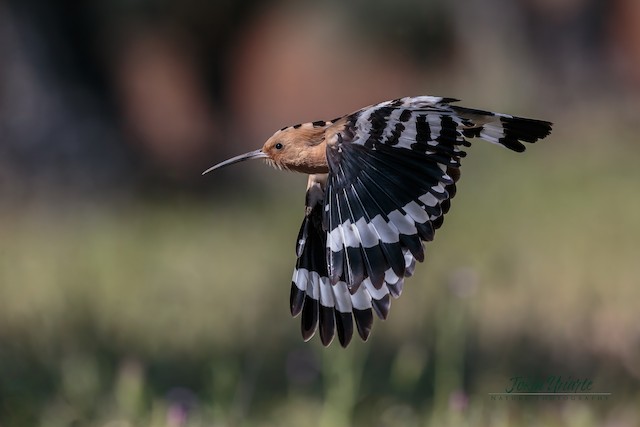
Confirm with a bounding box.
[1,0,639,426]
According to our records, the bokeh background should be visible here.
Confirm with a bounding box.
[1,0,639,426]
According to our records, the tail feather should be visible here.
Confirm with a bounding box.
[452,105,552,153]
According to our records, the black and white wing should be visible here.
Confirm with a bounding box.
[291,96,552,347]
[290,175,338,346]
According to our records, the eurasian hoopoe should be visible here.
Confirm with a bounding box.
[204,96,552,347]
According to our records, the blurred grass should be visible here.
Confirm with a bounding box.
[1,117,639,426]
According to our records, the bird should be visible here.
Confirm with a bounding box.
[203,96,552,347]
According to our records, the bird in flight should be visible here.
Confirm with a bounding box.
[203,96,552,347]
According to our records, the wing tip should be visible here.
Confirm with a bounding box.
[353,308,374,341]
[319,305,336,346]
[301,295,319,341]
[335,311,354,347]
[290,281,306,317]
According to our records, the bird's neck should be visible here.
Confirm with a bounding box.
[289,140,329,174]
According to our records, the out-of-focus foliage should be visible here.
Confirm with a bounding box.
[0,0,639,426]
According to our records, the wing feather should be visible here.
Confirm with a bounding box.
[290,96,551,346]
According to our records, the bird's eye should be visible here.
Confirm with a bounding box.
[275,143,283,150]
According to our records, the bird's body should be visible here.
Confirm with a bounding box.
[204,96,552,347]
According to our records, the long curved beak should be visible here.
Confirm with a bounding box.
[202,149,268,175]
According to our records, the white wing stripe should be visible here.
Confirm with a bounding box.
[384,267,400,284]
[363,278,390,301]
[350,285,372,311]
[293,268,308,291]
[319,276,335,308]
[308,271,320,300]
[419,192,439,207]
[370,215,400,244]
[404,200,430,224]
[329,192,443,251]
[387,210,418,235]
[354,217,380,247]
[381,108,405,144]
[332,281,352,313]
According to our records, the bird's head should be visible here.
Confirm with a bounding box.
[202,124,329,175]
